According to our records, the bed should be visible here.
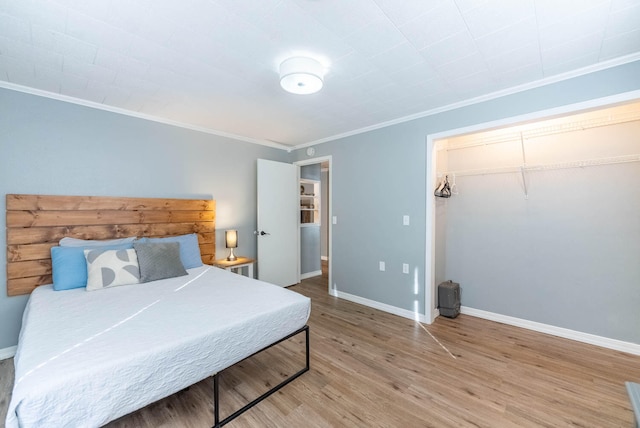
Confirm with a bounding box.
[5,194,311,427]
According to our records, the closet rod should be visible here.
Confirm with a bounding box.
[441,114,640,152]
[438,153,640,178]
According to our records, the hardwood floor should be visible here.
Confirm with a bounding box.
[0,357,13,425]
[1,274,638,427]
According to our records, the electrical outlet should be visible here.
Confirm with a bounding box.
[402,263,409,274]
[403,215,410,226]
[379,261,385,271]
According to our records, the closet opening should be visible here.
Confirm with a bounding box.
[425,93,640,352]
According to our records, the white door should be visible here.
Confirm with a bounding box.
[256,159,299,287]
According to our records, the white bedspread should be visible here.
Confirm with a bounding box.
[6,266,310,428]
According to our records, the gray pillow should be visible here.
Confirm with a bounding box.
[134,242,187,283]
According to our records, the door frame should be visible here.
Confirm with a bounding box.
[294,155,333,294]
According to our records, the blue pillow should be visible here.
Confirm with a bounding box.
[51,243,134,291]
[136,233,203,269]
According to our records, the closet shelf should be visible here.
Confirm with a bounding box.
[440,111,640,152]
[439,153,640,178]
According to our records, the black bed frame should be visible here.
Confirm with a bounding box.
[212,325,310,427]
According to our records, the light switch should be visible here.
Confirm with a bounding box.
[402,263,409,274]
[403,215,410,226]
[332,216,337,224]
[379,261,385,271]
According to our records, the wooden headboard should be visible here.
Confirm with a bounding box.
[6,194,215,296]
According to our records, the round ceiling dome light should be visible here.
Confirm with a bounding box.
[279,57,324,95]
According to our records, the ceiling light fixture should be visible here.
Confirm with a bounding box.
[279,57,324,95]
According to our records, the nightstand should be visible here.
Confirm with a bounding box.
[213,257,256,278]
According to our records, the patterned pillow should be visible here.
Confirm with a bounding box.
[84,248,141,291]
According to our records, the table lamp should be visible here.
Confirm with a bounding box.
[225,230,238,261]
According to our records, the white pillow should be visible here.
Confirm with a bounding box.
[60,236,136,247]
[84,248,141,291]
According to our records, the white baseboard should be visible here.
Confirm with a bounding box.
[300,270,322,280]
[319,293,640,355]
[0,345,17,360]
[334,290,428,323]
[461,306,640,356]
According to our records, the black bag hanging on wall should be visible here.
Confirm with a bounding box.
[434,175,452,198]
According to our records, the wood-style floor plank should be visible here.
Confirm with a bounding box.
[1,272,639,427]
[0,357,14,424]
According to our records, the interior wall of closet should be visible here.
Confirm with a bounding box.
[434,102,640,344]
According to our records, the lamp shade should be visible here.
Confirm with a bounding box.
[279,57,324,95]
[225,230,238,248]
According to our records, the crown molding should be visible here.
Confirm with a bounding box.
[0,81,290,151]
[2,51,638,153]
[293,52,640,150]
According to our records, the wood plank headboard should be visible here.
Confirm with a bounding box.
[6,194,215,296]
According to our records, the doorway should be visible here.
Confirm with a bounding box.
[295,156,332,293]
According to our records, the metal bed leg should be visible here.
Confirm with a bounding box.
[212,325,310,427]
[213,373,220,428]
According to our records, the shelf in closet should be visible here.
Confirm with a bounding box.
[439,153,640,179]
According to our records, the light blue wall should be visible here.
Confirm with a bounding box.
[291,60,640,343]
[300,226,321,274]
[0,88,288,349]
[300,163,321,180]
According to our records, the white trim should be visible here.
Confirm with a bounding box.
[295,52,640,149]
[460,306,640,356]
[300,270,322,280]
[425,134,437,324]
[307,286,640,356]
[0,81,289,151]
[334,290,428,324]
[425,89,640,143]
[294,155,333,166]
[0,345,17,360]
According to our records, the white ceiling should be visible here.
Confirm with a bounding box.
[1,0,639,149]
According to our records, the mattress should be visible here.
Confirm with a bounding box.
[6,266,311,428]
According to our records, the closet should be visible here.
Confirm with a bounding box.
[434,101,640,344]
